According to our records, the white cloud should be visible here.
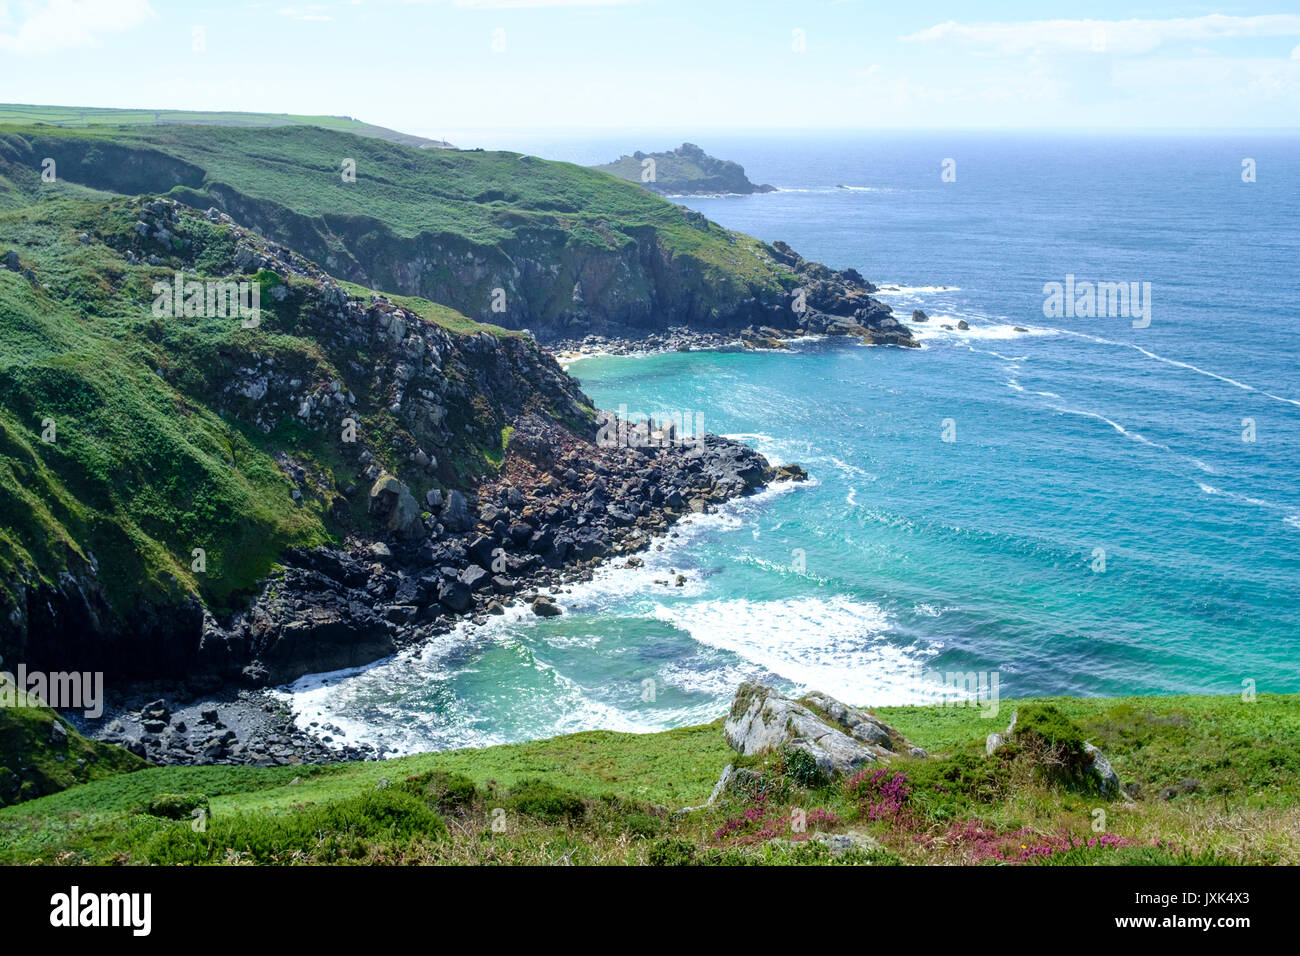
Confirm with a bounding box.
[903,14,1300,57]
[1291,42,1300,60]
[278,4,333,20]
[0,0,154,53]
[405,0,641,7]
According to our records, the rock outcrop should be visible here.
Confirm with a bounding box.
[723,682,915,775]
[593,142,776,196]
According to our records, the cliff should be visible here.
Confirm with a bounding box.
[0,125,912,345]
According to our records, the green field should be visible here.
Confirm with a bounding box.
[3,692,1296,865]
[0,103,451,149]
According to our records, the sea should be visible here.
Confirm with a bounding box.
[284,130,1300,756]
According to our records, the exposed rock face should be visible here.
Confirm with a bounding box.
[768,242,919,348]
[183,412,806,687]
[368,475,422,539]
[1,197,809,688]
[723,682,914,775]
[593,143,776,196]
[10,128,918,346]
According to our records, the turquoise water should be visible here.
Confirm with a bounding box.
[287,134,1300,755]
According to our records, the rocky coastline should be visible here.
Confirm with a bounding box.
[550,239,919,358]
[81,411,807,766]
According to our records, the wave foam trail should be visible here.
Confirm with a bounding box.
[652,595,942,705]
[1059,330,1300,409]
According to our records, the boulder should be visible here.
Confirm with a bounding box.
[911,309,928,323]
[531,597,562,617]
[1085,742,1123,798]
[722,682,910,775]
[437,579,472,613]
[367,474,422,538]
[801,689,898,749]
[440,489,473,532]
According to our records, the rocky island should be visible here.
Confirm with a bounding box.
[592,142,776,196]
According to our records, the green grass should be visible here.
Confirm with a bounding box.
[0,103,450,149]
[0,192,583,633]
[0,686,146,807]
[0,122,797,329]
[2,692,1296,865]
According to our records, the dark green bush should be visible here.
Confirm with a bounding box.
[506,778,586,822]
[145,792,210,820]
[1009,705,1093,785]
[403,770,479,812]
[647,837,696,866]
[781,747,830,790]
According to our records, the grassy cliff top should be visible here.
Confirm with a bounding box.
[0,104,452,149]
[0,122,790,288]
[2,691,1296,865]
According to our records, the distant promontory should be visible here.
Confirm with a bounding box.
[593,142,776,196]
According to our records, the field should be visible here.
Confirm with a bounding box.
[3,692,1295,865]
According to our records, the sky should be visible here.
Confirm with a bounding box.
[1,0,1298,133]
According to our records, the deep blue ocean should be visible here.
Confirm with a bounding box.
[287,132,1300,755]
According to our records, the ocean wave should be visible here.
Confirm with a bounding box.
[1047,403,1171,451]
[1195,478,1297,526]
[910,319,1054,342]
[652,595,942,705]
[875,284,961,295]
[1059,330,1300,409]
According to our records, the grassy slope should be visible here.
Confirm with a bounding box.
[0,686,146,807]
[0,191,524,621]
[0,104,451,149]
[0,123,789,289]
[2,692,1295,865]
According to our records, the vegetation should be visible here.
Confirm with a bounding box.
[2,692,1295,865]
[0,103,451,149]
[0,192,577,644]
[0,683,145,807]
[0,122,798,332]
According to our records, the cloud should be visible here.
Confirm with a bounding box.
[402,0,641,7]
[278,4,333,19]
[1292,42,1300,60]
[0,0,154,53]
[902,14,1300,57]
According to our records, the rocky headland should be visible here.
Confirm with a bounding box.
[592,142,776,196]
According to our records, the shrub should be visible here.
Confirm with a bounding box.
[647,837,696,866]
[507,778,586,822]
[1008,705,1093,786]
[403,770,478,812]
[145,788,446,864]
[846,768,913,823]
[781,747,829,790]
[145,792,210,821]
[595,795,662,839]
